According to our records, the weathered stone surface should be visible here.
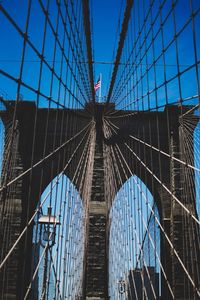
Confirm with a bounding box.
[0,102,199,299]
[85,114,108,298]
[0,102,91,299]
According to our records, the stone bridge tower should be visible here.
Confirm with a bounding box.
[0,101,199,299]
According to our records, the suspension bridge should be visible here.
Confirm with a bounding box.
[0,0,200,299]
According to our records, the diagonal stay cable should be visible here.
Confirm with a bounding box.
[105,137,158,299]
[106,118,200,173]
[48,126,94,298]
[123,142,200,225]
[0,121,94,271]
[113,139,200,297]
[104,117,200,224]
[110,138,174,297]
[0,121,92,192]
[24,123,95,299]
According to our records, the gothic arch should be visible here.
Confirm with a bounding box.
[109,174,161,299]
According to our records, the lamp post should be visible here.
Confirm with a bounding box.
[38,207,60,300]
[118,278,127,299]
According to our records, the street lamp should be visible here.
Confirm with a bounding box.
[38,207,60,300]
[118,277,127,298]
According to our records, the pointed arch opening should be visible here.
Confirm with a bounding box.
[109,175,161,300]
[31,173,86,300]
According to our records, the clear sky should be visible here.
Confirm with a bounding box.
[0,2,200,299]
[0,0,126,103]
[91,0,125,97]
[0,0,199,107]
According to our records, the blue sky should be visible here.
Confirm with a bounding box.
[0,2,200,299]
[0,0,125,103]
[91,0,125,97]
[0,0,199,107]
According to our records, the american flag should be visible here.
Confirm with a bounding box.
[94,76,101,92]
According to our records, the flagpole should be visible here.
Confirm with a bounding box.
[99,73,102,102]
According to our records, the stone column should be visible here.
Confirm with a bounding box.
[169,108,200,299]
[0,116,24,299]
[84,105,108,299]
